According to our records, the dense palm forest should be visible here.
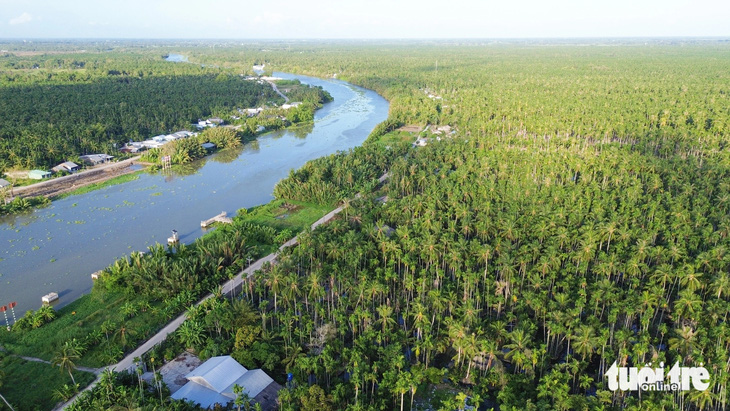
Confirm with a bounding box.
[232,40,730,410]
[3,40,730,410]
[0,49,286,172]
[0,74,279,170]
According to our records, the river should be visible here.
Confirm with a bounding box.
[0,72,389,316]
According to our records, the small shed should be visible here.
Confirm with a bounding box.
[0,178,10,189]
[28,170,52,180]
[201,142,217,152]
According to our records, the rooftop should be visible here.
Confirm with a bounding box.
[170,355,279,409]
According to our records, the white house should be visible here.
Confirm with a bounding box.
[281,102,302,110]
[170,356,280,410]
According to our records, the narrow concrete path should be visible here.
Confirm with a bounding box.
[265,79,289,103]
[59,172,388,410]
[15,355,101,375]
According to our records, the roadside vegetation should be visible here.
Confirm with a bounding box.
[3,39,730,410]
[0,352,95,410]
[0,184,336,409]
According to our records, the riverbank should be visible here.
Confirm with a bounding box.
[0,69,388,337]
[0,197,334,410]
[10,157,144,199]
[56,168,389,410]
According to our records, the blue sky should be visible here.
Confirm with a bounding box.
[1,0,728,39]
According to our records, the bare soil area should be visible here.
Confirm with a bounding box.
[12,157,146,199]
[397,125,424,132]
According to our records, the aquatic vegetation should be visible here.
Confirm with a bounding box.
[0,196,51,216]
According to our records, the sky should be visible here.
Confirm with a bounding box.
[0,0,728,39]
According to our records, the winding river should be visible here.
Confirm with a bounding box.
[0,72,389,316]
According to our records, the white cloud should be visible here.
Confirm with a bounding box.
[9,12,33,25]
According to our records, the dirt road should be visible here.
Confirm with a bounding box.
[12,157,144,199]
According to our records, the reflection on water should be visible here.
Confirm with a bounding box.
[0,72,389,315]
[210,147,244,164]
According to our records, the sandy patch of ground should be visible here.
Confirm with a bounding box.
[397,125,424,132]
[142,351,202,394]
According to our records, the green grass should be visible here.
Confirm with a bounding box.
[371,130,419,147]
[0,197,333,370]
[2,177,36,187]
[238,199,331,233]
[51,172,143,200]
[0,354,95,411]
[0,291,165,368]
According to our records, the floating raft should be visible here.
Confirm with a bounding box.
[42,292,59,304]
[201,211,233,228]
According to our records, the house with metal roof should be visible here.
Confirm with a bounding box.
[0,178,10,189]
[170,355,280,410]
[28,170,52,180]
[51,161,80,174]
[79,154,113,166]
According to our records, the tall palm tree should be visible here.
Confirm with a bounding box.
[52,341,81,385]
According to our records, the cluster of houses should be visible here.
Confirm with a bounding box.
[121,130,196,153]
[413,125,456,148]
[23,154,115,181]
[195,118,224,129]
[422,88,443,100]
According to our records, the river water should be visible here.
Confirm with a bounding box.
[0,72,389,316]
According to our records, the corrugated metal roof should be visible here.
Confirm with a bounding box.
[224,369,274,399]
[185,356,247,393]
[171,381,230,408]
[172,356,277,409]
[28,170,51,179]
[0,178,11,188]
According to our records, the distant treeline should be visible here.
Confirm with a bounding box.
[0,74,280,171]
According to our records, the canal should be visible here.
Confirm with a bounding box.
[0,72,389,316]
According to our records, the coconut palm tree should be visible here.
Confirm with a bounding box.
[52,341,81,385]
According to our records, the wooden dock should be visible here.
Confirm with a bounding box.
[201,211,233,228]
